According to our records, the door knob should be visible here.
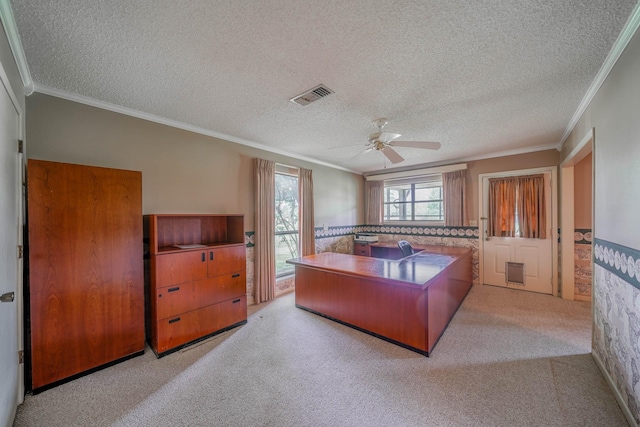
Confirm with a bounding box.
[1,292,15,303]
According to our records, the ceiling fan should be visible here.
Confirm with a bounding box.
[347,118,441,164]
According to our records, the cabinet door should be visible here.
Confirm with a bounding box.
[28,160,144,389]
[207,245,246,277]
[154,251,208,288]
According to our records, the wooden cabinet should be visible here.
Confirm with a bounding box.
[145,214,247,357]
[354,242,371,257]
[27,160,145,390]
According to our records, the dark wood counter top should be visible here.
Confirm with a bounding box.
[287,245,471,289]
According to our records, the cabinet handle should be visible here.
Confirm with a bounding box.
[232,299,241,304]
[232,273,240,278]
[210,251,214,261]
[168,317,181,324]
[168,287,180,292]
[201,253,205,262]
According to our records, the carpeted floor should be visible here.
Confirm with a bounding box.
[14,285,628,426]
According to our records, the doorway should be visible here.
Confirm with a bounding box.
[479,167,558,295]
[560,129,594,300]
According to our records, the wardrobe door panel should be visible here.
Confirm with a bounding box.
[28,160,144,390]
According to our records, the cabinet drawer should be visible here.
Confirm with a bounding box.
[203,271,246,305]
[155,272,246,319]
[207,245,246,277]
[154,251,207,288]
[155,296,247,353]
[155,282,202,320]
[354,243,370,257]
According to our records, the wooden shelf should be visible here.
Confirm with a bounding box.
[144,214,247,357]
[145,214,244,255]
[157,241,244,254]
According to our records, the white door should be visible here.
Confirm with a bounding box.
[0,77,21,425]
[481,171,553,294]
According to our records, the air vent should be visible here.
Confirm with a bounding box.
[290,84,334,106]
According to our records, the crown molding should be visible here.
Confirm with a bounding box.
[558,2,640,150]
[364,142,559,176]
[33,84,361,175]
[0,0,33,95]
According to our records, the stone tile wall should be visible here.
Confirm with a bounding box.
[593,238,640,424]
[574,229,593,299]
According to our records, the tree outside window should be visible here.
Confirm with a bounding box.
[275,172,299,276]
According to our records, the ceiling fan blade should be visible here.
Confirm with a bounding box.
[381,147,404,164]
[378,132,402,143]
[389,140,441,150]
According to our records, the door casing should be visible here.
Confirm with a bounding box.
[478,166,558,295]
[0,56,24,426]
[560,129,594,300]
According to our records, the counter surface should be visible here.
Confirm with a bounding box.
[287,245,470,288]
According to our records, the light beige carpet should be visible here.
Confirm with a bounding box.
[14,285,628,426]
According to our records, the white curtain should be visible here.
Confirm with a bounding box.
[254,158,276,303]
[443,170,467,227]
[299,167,315,256]
[365,180,384,225]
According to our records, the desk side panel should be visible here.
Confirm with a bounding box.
[426,252,472,351]
[294,266,427,351]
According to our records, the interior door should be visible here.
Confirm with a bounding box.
[0,75,21,424]
[481,172,553,294]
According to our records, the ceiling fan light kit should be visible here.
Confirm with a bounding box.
[364,118,441,164]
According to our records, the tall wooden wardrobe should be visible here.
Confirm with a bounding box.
[27,160,145,390]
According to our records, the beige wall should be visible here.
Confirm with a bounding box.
[465,149,560,222]
[573,152,592,229]
[26,93,364,231]
[562,30,640,247]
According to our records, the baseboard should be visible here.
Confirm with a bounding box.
[573,294,591,302]
[591,352,638,427]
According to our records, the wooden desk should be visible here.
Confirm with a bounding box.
[354,241,430,259]
[287,246,472,356]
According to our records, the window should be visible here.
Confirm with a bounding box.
[275,169,299,276]
[383,174,443,223]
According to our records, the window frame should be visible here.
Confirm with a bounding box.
[383,174,444,225]
[274,168,299,278]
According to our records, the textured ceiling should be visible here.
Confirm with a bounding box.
[10,0,638,173]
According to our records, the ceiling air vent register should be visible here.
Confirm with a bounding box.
[290,84,334,106]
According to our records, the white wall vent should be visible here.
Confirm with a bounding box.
[290,84,334,106]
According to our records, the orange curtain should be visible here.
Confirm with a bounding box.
[488,177,518,237]
[488,174,546,239]
[518,175,546,239]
